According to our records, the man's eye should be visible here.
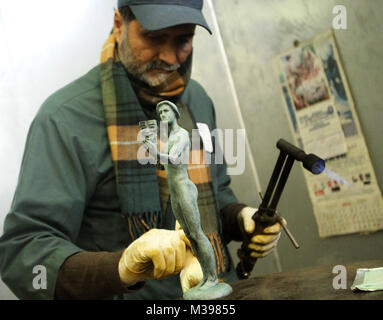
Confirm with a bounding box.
[177,37,192,44]
[146,34,165,42]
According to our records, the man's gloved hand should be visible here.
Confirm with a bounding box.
[174,221,203,293]
[179,249,202,293]
[118,229,190,286]
[240,206,284,258]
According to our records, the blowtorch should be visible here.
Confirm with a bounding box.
[236,138,325,279]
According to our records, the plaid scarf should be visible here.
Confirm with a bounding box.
[100,33,228,274]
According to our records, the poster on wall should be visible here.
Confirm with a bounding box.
[273,30,383,238]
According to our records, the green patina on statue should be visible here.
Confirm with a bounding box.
[141,100,232,300]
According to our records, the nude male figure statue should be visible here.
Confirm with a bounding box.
[142,100,232,300]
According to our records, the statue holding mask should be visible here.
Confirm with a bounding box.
[141,100,232,300]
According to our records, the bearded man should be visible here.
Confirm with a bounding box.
[0,0,282,300]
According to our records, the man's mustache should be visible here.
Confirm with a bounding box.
[145,61,180,72]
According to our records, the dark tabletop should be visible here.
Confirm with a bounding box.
[222,260,383,300]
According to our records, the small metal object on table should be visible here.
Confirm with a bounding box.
[223,260,383,300]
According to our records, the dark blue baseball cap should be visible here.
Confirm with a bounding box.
[117,0,212,34]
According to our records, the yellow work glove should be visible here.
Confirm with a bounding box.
[174,221,203,293]
[180,249,203,293]
[118,229,190,286]
[240,206,284,258]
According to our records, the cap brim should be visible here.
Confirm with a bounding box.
[130,4,212,34]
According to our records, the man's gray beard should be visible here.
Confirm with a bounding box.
[119,30,180,87]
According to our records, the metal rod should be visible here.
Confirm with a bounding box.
[278,217,300,249]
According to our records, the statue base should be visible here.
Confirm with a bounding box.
[183,281,232,300]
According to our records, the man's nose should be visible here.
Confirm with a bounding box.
[158,42,178,66]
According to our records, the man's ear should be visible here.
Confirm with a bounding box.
[113,9,124,44]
